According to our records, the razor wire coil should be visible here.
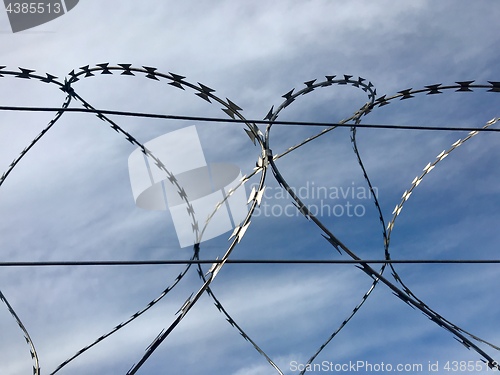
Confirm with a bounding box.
[0,64,499,374]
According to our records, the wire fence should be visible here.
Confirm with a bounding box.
[0,64,499,374]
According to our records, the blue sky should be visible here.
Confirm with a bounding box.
[0,1,499,374]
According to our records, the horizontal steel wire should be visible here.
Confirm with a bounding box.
[0,259,499,266]
[0,105,499,132]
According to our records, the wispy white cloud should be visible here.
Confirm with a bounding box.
[1,1,499,374]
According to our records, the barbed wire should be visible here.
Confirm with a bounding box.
[1,104,500,132]
[0,64,499,374]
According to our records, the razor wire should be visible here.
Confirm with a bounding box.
[0,64,271,375]
[265,78,500,372]
[46,65,267,375]
[0,64,499,374]
[262,76,393,372]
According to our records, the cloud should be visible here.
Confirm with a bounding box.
[1,1,500,374]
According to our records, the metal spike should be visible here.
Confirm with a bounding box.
[247,186,256,204]
[303,79,316,93]
[222,108,235,119]
[79,65,93,77]
[168,81,184,90]
[226,98,242,111]
[198,82,215,93]
[304,79,317,87]
[60,79,75,95]
[398,88,414,99]
[118,64,134,75]
[214,301,223,312]
[293,202,310,220]
[196,268,204,278]
[228,226,240,240]
[425,83,442,94]
[237,222,251,243]
[206,258,219,276]
[283,97,295,108]
[282,89,294,99]
[320,234,342,254]
[176,294,193,315]
[455,81,474,92]
[17,67,35,79]
[264,106,274,120]
[214,201,223,212]
[487,81,500,92]
[196,92,211,102]
[142,66,159,80]
[96,63,112,74]
[244,129,256,145]
[169,72,186,81]
[41,73,58,83]
[255,187,265,206]
[145,329,166,352]
[453,337,471,349]
[191,221,199,233]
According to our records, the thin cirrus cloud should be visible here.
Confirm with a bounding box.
[0,1,499,375]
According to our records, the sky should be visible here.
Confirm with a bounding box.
[0,1,499,374]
